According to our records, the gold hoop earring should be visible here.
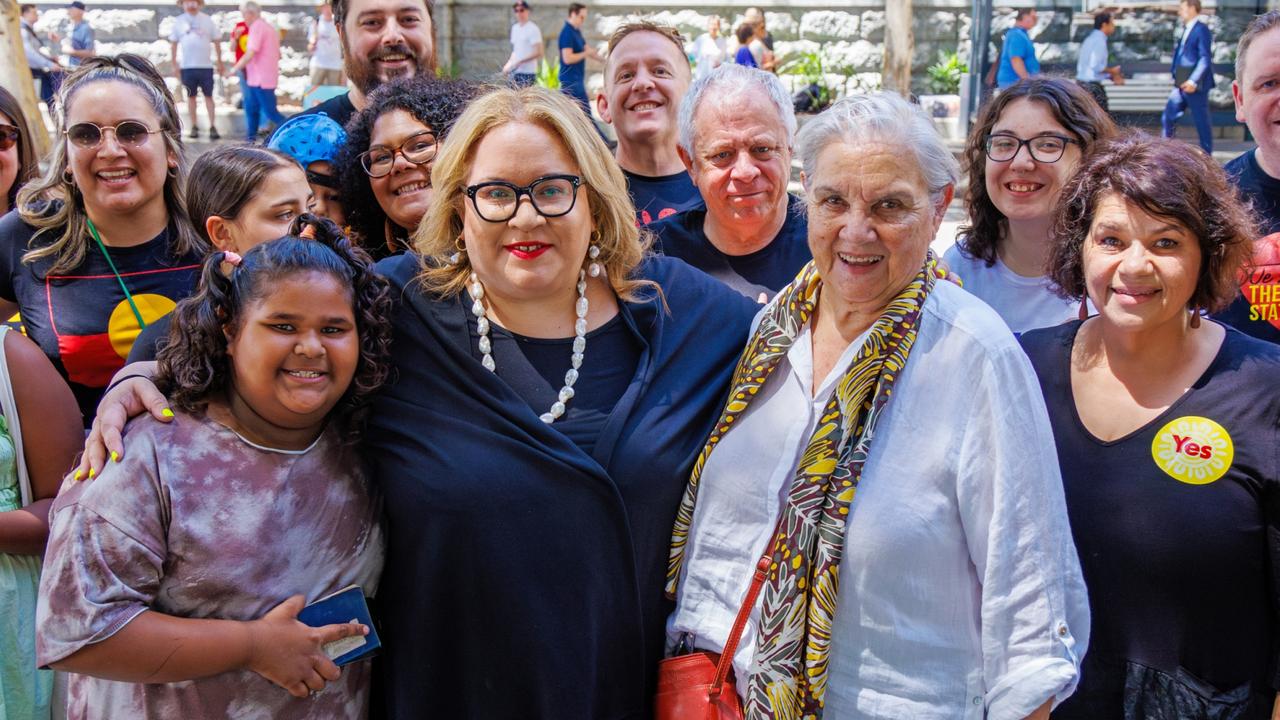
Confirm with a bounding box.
[62,169,74,185]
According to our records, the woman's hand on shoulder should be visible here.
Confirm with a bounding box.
[75,362,170,481]
[247,595,369,698]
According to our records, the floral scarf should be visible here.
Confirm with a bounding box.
[666,254,943,719]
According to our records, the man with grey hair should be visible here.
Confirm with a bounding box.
[1215,10,1280,342]
[648,63,811,299]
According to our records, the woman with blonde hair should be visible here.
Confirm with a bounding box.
[82,85,760,718]
[0,55,205,424]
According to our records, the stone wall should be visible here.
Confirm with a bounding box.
[23,0,1269,107]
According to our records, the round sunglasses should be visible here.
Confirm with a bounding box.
[65,121,162,150]
[0,125,20,152]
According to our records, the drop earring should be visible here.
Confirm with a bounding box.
[587,243,602,278]
[450,235,465,265]
[1189,307,1202,328]
[1078,297,1089,321]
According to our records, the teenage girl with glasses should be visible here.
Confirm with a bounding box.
[944,77,1117,333]
[0,54,206,425]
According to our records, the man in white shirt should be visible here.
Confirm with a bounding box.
[1075,11,1123,112]
[308,0,345,88]
[502,0,542,87]
[169,0,223,139]
[689,16,725,81]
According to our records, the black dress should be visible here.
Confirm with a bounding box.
[1020,320,1280,720]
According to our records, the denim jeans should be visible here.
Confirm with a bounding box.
[244,85,286,138]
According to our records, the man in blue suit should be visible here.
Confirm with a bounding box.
[1162,0,1215,153]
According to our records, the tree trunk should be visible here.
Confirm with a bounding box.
[883,0,914,96]
[0,0,50,157]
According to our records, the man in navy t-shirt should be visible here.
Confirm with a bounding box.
[597,22,702,225]
[1214,11,1280,342]
[649,64,811,300]
[558,3,599,115]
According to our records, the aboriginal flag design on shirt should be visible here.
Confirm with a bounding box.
[0,207,201,423]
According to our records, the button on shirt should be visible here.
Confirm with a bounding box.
[1076,28,1109,82]
[668,280,1088,719]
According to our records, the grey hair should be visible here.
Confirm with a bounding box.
[241,1,260,12]
[796,91,958,201]
[677,63,797,157]
[1236,10,1280,85]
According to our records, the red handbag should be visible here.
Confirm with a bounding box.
[655,555,770,720]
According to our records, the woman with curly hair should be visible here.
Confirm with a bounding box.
[1020,134,1280,718]
[944,77,1115,333]
[0,55,206,424]
[336,74,479,258]
[37,216,392,718]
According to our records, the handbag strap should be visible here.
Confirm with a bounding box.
[0,326,32,507]
[709,553,771,698]
[707,511,787,699]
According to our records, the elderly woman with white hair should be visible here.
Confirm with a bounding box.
[664,92,1089,719]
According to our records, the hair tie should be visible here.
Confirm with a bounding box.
[223,251,243,266]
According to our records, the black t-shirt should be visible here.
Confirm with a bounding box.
[1215,150,1280,344]
[648,193,811,299]
[290,92,357,131]
[624,169,702,226]
[475,313,642,457]
[0,207,201,422]
[1020,320,1280,719]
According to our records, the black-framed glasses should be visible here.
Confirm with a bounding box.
[984,133,1080,163]
[465,174,582,223]
[65,121,162,150]
[0,124,19,151]
[359,130,438,178]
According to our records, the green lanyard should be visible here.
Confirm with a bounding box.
[85,218,148,330]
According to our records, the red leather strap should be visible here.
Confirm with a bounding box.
[708,554,772,697]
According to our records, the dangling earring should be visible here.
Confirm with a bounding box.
[1078,297,1089,321]
[1189,306,1202,328]
[449,234,465,265]
[587,243,602,278]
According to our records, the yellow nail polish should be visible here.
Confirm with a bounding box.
[73,470,83,481]
[161,408,174,418]
[88,468,96,479]
[111,451,119,463]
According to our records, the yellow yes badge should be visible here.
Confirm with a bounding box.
[1150,416,1234,485]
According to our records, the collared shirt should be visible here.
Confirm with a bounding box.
[669,279,1089,719]
[1076,28,1109,81]
[22,21,55,71]
[65,20,93,67]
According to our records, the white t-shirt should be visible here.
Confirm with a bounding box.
[668,280,1087,718]
[169,12,220,70]
[690,33,726,80]
[942,244,1081,334]
[509,21,543,74]
[309,16,342,70]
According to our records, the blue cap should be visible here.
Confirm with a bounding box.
[268,112,346,169]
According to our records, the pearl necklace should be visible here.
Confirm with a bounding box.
[469,270,588,424]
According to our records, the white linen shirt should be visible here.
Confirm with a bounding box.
[668,280,1088,719]
[169,12,219,69]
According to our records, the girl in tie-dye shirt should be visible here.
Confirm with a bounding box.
[36,219,392,719]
